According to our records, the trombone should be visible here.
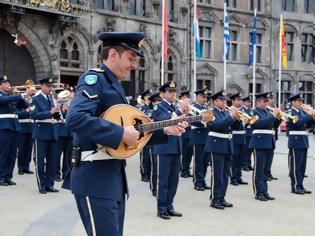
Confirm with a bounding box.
[224,105,258,125]
[267,106,298,123]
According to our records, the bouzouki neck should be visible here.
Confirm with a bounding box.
[136,115,204,133]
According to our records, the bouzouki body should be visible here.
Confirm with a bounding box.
[99,104,153,159]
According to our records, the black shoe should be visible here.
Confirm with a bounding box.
[46,187,59,192]
[302,188,312,194]
[188,173,193,177]
[0,181,9,186]
[304,175,308,178]
[237,179,248,185]
[194,186,205,191]
[23,169,34,174]
[55,177,62,182]
[270,175,278,180]
[221,200,233,208]
[39,188,47,194]
[291,189,305,195]
[255,195,268,201]
[230,180,239,186]
[18,170,24,175]
[157,212,170,220]
[6,180,16,185]
[167,210,182,217]
[152,191,156,197]
[264,193,275,200]
[180,173,189,178]
[210,202,225,210]
[242,167,250,172]
[248,166,254,171]
[203,184,211,190]
[141,177,150,182]
[267,177,273,181]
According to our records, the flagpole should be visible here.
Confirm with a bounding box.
[278,14,282,108]
[252,9,257,108]
[161,0,165,85]
[193,0,197,100]
[223,2,227,90]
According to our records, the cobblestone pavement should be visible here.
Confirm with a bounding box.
[0,134,314,236]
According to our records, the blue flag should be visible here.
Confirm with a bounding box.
[248,14,257,66]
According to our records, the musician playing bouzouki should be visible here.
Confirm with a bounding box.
[62,32,188,236]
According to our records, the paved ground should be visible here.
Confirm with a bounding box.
[0,134,315,236]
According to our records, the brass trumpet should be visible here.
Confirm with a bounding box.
[267,106,298,123]
[175,98,215,121]
[224,105,258,125]
[301,104,315,119]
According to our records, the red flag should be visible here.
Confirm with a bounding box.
[163,0,168,58]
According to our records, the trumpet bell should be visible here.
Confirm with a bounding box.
[248,115,258,125]
[291,115,298,124]
[58,90,71,99]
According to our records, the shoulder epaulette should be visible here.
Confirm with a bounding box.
[89,68,105,73]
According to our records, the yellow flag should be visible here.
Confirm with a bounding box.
[281,20,288,69]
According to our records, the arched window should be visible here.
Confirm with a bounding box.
[301,29,314,64]
[160,52,177,84]
[59,36,82,69]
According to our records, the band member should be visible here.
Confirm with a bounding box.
[265,93,278,181]
[190,88,211,191]
[287,93,313,194]
[0,75,34,186]
[152,81,184,220]
[148,92,163,197]
[240,95,254,171]
[229,93,248,186]
[205,90,238,209]
[178,90,193,178]
[249,92,281,201]
[62,32,187,236]
[31,77,61,194]
[139,89,152,182]
[16,98,34,175]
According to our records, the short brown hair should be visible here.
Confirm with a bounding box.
[101,46,126,61]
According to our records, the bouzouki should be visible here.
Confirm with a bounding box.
[98,104,214,159]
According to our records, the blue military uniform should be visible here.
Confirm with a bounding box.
[0,76,26,185]
[205,90,236,209]
[138,89,152,182]
[249,92,281,201]
[54,105,73,180]
[148,92,162,197]
[190,89,210,190]
[178,91,193,178]
[230,93,248,185]
[31,78,61,193]
[16,99,34,174]
[62,32,168,235]
[286,93,313,194]
[152,81,183,219]
[240,95,253,171]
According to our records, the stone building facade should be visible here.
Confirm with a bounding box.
[0,0,314,105]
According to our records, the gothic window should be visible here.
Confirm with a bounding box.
[60,36,82,69]
[276,80,292,104]
[130,0,137,15]
[140,0,146,16]
[160,52,177,84]
[301,32,314,64]
[229,30,238,61]
[107,0,115,11]
[250,0,262,11]
[282,0,295,12]
[226,0,237,8]
[299,80,313,105]
[199,26,212,59]
[95,0,104,9]
[168,0,175,22]
[285,31,294,61]
[304,0,314,13]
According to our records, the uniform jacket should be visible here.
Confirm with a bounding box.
[240,105,253,137]
[204,107,235,154]
[152,100,182,155]
[189,102,208,145]
[248,107,281,149]
[0,90,24,131]
[286,108,312,149]
[16,100,33,134]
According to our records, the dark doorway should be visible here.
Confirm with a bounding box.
[0,29,35,86]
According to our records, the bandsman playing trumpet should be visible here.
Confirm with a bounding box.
[31,77,61,194]
[249,92,281,201]
[229,93,248,186]
[205,90,239,210]
[0,75,35,186]
[286,93,313,195]
[190,88,211,191]
[178,91,193,179]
